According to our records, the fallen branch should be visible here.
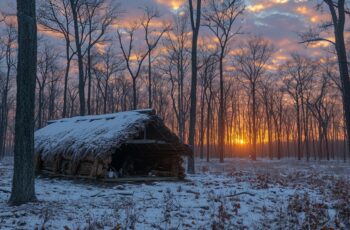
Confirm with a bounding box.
[90,191,104,197]
[186,190,200,195]
[116,191,134,196]
[226,192,255,197]
[0,224,15,228]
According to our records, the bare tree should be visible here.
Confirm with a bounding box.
[141,6,170,109]
[281,54,316,160]
[93,46,124,114]
[260,77,275,159]
[203,0,245,162]
[308,73,337,160]
[235,36,274,160]
[113,73,133,111]
[36,44,59,128]
[81,0,119,115]
[301,0,350,158]
[198,47,217,161]
[38,0,75,118]
[68,85,79,116]
[10,0,37,205]
[117,23,150,110]
[0,21,16,159]
[205,64,216,162]
[271,87,284,159]
[69,0,86,115]
[161,13,190,141]
[187,0,202,173]
[47,65,61,121]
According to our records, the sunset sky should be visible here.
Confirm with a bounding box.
[0,0,336,65]
[124,0,333,60]
[130,0,330,57]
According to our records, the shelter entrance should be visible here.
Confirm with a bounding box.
[110,141,180,178]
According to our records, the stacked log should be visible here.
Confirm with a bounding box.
[36,142,187,180]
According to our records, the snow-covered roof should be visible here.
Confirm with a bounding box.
[35,109,181,161]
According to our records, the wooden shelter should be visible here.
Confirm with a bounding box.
[35,109,191,181]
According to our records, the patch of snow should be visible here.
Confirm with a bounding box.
[1,157,350,229]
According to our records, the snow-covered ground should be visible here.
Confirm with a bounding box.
[1,157,350,229]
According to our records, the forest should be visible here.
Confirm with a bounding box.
[0,0,350,229]
[0,0,349,162]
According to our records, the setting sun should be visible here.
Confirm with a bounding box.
[234,138,246,145]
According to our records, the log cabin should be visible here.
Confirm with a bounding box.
[34,109,191,181]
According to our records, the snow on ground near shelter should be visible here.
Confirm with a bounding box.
[1,157,350,229]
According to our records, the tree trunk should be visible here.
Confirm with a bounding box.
[48,80,55,120]
[332,1,350,160]
[0,59,11,159]
[103,74,109,114]
[148,50,152,108]
[218,52,225,163]
[265,101,273,159]
[286,127,290,158]
[301,96,310,161]
[187,24,199,173]
[206,97,211,162]
[38,87,43,128]
[178,55,184,142]
[62,40,71,118]
[132,77,137,110]
[10,0,37,205]
[296,98,302,160]
[188,0,202,172]
[70,0,85,116]
[199,87,205,159]
[251,83,257,160]
[87,46,92,115]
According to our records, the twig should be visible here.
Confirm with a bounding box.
[185,190,200,195]
[226,192,255,197]
[117,191,134,196]
[90,191,104,197]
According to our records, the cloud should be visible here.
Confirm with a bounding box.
[0,0,332,64]
[154,0,185,11]
[247,4,266,13]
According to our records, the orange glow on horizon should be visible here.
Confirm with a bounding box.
[238,139,245,145]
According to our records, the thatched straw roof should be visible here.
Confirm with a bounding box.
[35,109,186,162]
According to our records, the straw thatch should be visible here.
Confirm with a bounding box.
[35,109,190,179]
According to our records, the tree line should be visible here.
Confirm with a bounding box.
[0,0,349,164]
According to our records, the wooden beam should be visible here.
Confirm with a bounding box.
[39,170,182,182]
[103,176,180,182]
[126,139,167,144]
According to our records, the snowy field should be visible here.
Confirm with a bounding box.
[1,157,350,229]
